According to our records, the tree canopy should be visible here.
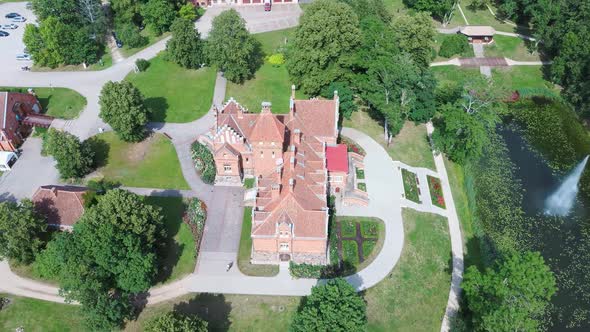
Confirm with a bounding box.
[166,17,205,69]
[145,312,208,332]
[321,82,356,120]
[99,81,149,142]
[291,278,366,332]
[206,9,262,83]
[402,0,454,20]
[141,0,177,35]
[463,251,557,331]
[43,129,95,179]
[0,200,46,264]
[287,0,360,95]
[391,12,436,68]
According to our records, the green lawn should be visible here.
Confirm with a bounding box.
[0,294,84,332]
[237,207,279,277]
[341,240,360,265]
[0,87,86,119]
[431,66,481,87]
[484,35,540,61]
[225,28,307,113]
[492,66,555,91]
[126,55,217,122]
[89,132,190,189]
[360,220,380,238]
[335,217,385,273]
[343,111,436,170]
[459,4,529,34]
[340,219,357,238]
[402,169,420,203]
[364,209,451,331]
[121,32,170,58]
[243,178,255,189]
[32,51,112,72]
[145,196,196,284]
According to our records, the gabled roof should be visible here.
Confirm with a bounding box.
[291,99,336,138]
[32,185,88,228]
[460,25,496,36]
[326,144,348,173]
[249,112,285,142]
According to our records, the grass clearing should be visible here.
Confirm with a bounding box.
[485,35,539,61]
[89,132,190,189]
[402,168,420,203]
[492,66,555,91]
[121,31,170,58]
[364,209,451,331]
[126,55,217,122]
[460,5,529,33]
[431,66,481,87]
[0,294,84,331]
[360,220,379,238]
[363,240,377,257]
[238,207,279,277]
[145,196,196,284]
[343,111,435,170]
[0,86,86,119]
[226,28,306,113]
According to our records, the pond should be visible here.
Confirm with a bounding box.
[501,125,590,331]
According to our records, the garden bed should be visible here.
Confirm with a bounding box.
[356,167,365,180]
[402,169,420,203]
[427,176,446,209]
[191,141,216,184]
[357,182,367,192]
[341,136,365,156]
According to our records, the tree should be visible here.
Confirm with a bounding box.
[402,0,454,20]
[31,0,81,24]
[321,82,357,120]
[110,0,143,23]
[178,3,197,21]
[287,0,360,94]
[117,23,148,48]
[391,12,436,68]
[99,81,148,142]
[438,34,469,58]
[77,0,107,39]
[166,17,205,69]
[145,312,208,332]
[141,0,177,35]
[43,129,95,179]
[206,9,262,83]
[291,278,366,332]
[0,200,46,264]
[463,251,557,331]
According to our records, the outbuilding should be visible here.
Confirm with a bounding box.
[459,25,496,44]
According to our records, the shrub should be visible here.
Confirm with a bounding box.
[117,23,148,48]
[135,58,150,72]
[178,3,197,21]
[439,34,470,58]
[187,198,206,232]
[340,136,365,156]
[191,141,216,184]
[289,262,323,278]
[43,129,95,179]
[0,297,9,310]
[266,53,285,65]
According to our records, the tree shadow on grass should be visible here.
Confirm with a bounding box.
[145,97,169,122]
[154,241,184,284]
[173,293,232,331]
[85,136,110,168]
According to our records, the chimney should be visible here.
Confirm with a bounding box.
[271,184,280,200]
[261,101,271,114]
[289,178,294,191]
[237,105,243,119]
[291,85,296,99]
[293,129,301,145]
[333,90,340,135]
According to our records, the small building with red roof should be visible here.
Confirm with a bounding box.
[32,185,88,231]
[326,144,349,194]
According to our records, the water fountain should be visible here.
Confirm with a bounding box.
[545,155,589,216]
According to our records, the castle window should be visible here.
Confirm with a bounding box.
[272,151,275,159]
[223,164,232,173]
[280,243,289,251]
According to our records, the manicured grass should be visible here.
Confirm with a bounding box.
[357,182,367,192]
[431,66,481,87]
[340,219,357,238]
[444,158,483,269]
[356,168,365,180]
[362,240,377,258]
[89,132,190,190]
[127,293,299,331]
[225,29,307,113]
[460,5,529,33]
[427,175,446,209]
[360,220,379,238]
[243,178,255,189]
[145,196,196,284]
[121,32,171,58]
[0,294,84,332]
[364,209,451,331]
[126,55,217,122]
[341,240,360,265]
[402,168,420,203]
[238,207,279,277]
[343,111,436,170]
[484,35,540,61]
[492,66,555,91]
[0,86,86,119]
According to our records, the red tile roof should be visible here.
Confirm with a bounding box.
[32,185,88,228]
[326,144,348,173]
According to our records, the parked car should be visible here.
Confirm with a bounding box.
[264,0,271,11]
[0,31,9,37]
[11,17,26,22]
[112,32,122,48]
[4,13,21,19]
[1,24,18,30]
[16,53,31,61]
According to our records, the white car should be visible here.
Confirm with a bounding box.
[1,24,18,30]
[11,17,26,23]
[16,53,31,61]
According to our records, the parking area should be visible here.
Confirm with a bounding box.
[0,2,36,76]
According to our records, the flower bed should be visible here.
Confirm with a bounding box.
[427,175,445,209]
[356,167,365,180]
[340,136,366,156]
[184,198,207,251]
[357,182,367,192]
[191,141,216,184]
[342,240,359,265]
[402,169,420,203]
